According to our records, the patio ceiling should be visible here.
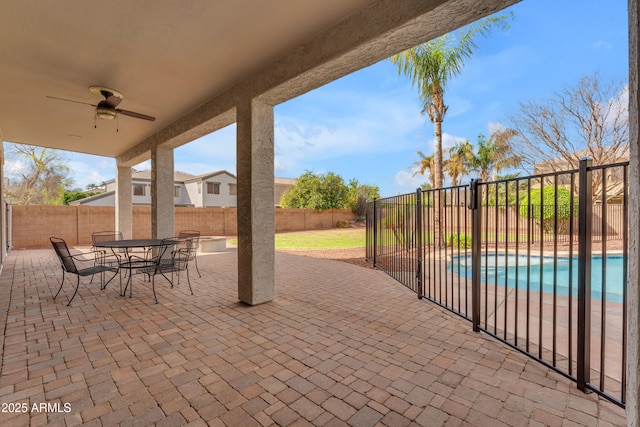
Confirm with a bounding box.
[0,0,372,159]
[0,0,519,165]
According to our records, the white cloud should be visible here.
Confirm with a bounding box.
[486,121,508,135]
[446,95,474,118]
[273,91,425,176]
[605,84,629,127]
[431,133,468,153]
[67,158,115,189]
[592,40,613,50]
[174,125,236,166]
[394,168,427,194]
[451,45,539,95]
[387,131,470,194]
[4,159,27,178]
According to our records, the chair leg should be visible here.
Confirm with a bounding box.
[194,255,201,278]
[101,270,119,291]
[151,275,158,304]
[66,276,81,306]
[53,269,66,300]
[129,273,134,298]
[186,268,193,295]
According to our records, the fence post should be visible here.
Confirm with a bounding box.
[372,198,377,268]
[577,157,593,392]
[416,188,423,299]
[470,179,481,332]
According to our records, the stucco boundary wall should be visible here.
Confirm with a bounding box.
[11,205,355,249]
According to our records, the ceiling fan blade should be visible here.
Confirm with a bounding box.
[104,94,122,108]
[116,109,156,121]
[46,95,96,107]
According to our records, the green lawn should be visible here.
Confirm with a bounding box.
[229,228,366,250]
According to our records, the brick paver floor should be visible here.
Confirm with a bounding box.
[0,248,627,426]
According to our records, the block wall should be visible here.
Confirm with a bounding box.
[11,206,354,248]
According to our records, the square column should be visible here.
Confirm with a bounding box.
[236,98,275,305]
[151,146,174,239]
[115,165,133,239]
[0,137,5,258]
[628,0,640,422]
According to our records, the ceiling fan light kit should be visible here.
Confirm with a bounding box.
[96,106,117,120]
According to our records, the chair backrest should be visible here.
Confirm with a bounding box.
[178,230,200,247]
[50,237,79,275]
[178,230,200,239]
[172,237,194,271]
[178,230,200,254]
[149,238,174,265]
[92,231,123,244]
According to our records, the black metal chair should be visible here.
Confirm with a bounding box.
[167,237,195,295]
[92,230,149,263]
[50,237,118,306]
[91,231,124,272]
[118,238,174,303]
[178,230,201,277]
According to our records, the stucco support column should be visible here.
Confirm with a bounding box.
[236,98,275,305]
[628,0,640,424]
[0,135,6,259]
[151,145,174,239]
[115,165,133,239]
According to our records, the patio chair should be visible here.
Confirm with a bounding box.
[118,238,174,303]
[91,230,124,270]
[92,230,149,262]
[50,237,118,306]
[178,230,201,277]
[167,236,195,295]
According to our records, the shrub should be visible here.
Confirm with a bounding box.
[446,233,472,248]
[519,186,576,234]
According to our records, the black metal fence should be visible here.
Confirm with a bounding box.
[366,159,628,407]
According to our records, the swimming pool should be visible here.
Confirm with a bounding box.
[449,254,626,303]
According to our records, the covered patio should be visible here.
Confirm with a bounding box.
[0,248,626,425]
[2,0,640,425]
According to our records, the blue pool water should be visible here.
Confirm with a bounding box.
[449,254,626,303]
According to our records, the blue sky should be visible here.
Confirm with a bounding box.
[27,0,630,197]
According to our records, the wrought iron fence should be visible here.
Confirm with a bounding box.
[366,159,628,407]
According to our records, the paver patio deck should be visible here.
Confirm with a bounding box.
[0,248,627,426]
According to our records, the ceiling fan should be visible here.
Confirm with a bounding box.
[46,86,156,122]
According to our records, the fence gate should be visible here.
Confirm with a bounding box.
[366,159,628,407]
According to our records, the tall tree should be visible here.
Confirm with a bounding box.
[412,150,435,182]
[347,179,380,217]
[392,13,511,247]
[509,72,628,195]
[280,170,349,211]
[391,12,512,190]
[470,129,521,182]
[444,140,474,186]
[4,144,72,205]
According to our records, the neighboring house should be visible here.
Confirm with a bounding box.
[73,170,295,207]
[533,145,629,175]
[533,146,629,204]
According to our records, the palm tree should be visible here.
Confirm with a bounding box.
[470,128,522,182]
[412,150,435,185]
[444,140,474,186]
[391,13,512,190]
